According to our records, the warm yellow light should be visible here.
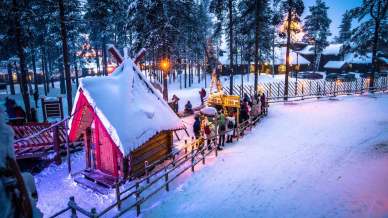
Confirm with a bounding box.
[160,58,171,72]
[278,64,286,74]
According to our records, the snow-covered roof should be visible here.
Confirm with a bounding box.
[272,47,310,65]
[300,44,343,56]
[324,61,346,69]
[344,53,372,64]
[70,58,184,155]
[379,57,388,64]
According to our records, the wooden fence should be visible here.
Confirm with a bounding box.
[49,109,267,218]
[224,77,388,102]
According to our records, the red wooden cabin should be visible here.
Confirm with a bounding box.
[68,58,184,186]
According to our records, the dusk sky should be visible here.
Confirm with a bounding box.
[302,0,363,40]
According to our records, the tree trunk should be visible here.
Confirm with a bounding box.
[12,0,31,121]
[284,3,292,100]
[102,38,108,76]
[228,0,234,95]
[7,62,15,95]
[370,18,380,89]
[41,48,47,96]
[74,54,79,87]
[43,47,50,93]
[95,43,100,75]
[59,0,73,116]
[32,48,38,94]
[254,1,259,96]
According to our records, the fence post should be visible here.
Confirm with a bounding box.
[69,196,77,218]
[136,181,141,216]
[90,208,97,218]
[65,120,71,174]
[165,169,169,192]
[202,147,205,165]
[115,179,121,210]
[323,81,326,96]
[53,125,61,165]
[184,140,188,160]
[145,161,149,183]
[277,82,280,98]
[191,145,195,172]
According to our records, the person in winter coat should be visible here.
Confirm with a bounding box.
[218,111,226,149]
[184,100,193,114]
[260,93,266,114]
[193,115,201,139]
[199,88,206,105]
[226,114,236,143]
[203,119,216,150]
[171,95,180,113]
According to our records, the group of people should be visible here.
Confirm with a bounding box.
[240,92,267,123]
[170,88,207,115]
[193,109,237,151]
[192,92,267,150]
[171,94,194,114]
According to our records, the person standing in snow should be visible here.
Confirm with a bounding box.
[171,94,180,113]
[260,93,266,115]
[193,115,201,139]
[226,114,236,143]
[199,88,206,105]
[218,110,226,148]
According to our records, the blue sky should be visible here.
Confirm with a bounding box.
[302,0,362,40]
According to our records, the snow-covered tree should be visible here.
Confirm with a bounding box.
[348,0,387,88]
[275,0,304,100]
[336,10,352,43]
[238,0,273,94]
[303,0,331,72]
[210,0,236,94]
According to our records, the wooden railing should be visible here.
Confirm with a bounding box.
[224,77,388,102]
[49,106,267,218]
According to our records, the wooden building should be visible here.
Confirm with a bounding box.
[68,58,184,185]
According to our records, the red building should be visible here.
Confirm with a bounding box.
[68,58,184,185]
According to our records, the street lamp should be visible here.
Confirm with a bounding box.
[160,58,171,101]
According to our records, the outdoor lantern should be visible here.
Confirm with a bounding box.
[295,64,300,71]
[160,58,171,73]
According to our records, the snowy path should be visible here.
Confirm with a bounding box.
[141,94,388,218]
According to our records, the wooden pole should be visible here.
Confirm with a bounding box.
[53,125,61,165]
[65,120,71,174]
[115,179,121,210]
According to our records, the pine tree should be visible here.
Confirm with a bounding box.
[210,0,236,95]
[303,0,331,72]
[348,0,387,88]
[275,0,304,100]
[337,10,352,43]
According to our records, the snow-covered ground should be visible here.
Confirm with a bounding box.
[140,94,388,218]
[33,93,388,217]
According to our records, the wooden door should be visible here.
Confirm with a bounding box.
[95,123,116,176]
